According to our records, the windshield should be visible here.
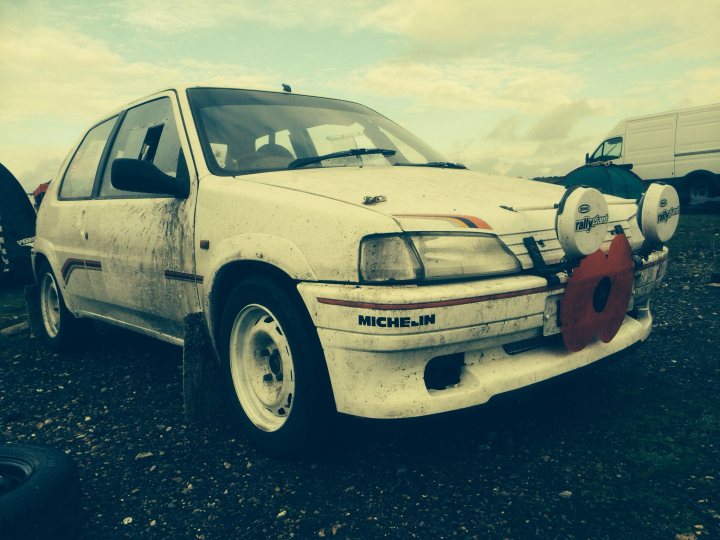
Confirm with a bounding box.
[187,88,446,176]
[589,136,623,163]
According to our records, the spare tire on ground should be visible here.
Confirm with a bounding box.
[0,162,36,285]
[0,445,80,539]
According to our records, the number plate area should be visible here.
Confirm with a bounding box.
[542,293,563,336]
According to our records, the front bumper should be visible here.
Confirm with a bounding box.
[297,248,668,419]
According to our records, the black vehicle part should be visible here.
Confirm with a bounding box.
[561,163,645,200]
[287,147,396,170]
[0,162,36,285]
[424,353,465,390]
[0,445,80,539]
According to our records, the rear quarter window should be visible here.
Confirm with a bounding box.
[58,117,117,199]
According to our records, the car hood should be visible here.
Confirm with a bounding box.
[242,166,635,230]
[241,166,640,268]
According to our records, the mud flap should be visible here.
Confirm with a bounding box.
[24,284,42,339]
[183,312,223,421]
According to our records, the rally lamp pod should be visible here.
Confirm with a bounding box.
[636,183,680,244]
[555,186,609,259]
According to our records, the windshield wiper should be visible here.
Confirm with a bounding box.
[287,148,396,170]
[394,161,467,170]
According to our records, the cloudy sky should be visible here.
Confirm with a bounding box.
[2,0,719,190]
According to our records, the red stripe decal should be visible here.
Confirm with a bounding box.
[454,214,493,230]
[61,258,102,283]
[61,258,84,281]
[393,214,493,230]
[317,283,566,311]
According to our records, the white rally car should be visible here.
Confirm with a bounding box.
[33,86,679,454]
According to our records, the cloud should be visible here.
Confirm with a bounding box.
[460,139,594,179]
[527,100,597,140]
[120,0,230,33]
[0,24,276,124]
[360,0,720,51]
[668,67,720,108]
[0,143,68,191]
[17,157,62,192]
[352,59,583,112]
[118,0,386,33]
[486,116,524,140]
[0,20,277,186]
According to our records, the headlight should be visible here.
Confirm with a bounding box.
[359,233,521,283]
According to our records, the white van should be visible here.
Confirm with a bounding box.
[586,103,720,203]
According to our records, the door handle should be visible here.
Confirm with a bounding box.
[79,209,88,241]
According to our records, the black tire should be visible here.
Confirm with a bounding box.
[688,176,713,204]
[35,261,87,351]
[0,445,80,540]
[218,276,335,458]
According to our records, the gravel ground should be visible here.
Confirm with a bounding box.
[1,211,718,539]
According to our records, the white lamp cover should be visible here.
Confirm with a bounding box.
[556,187,610,259]
[637,183,680,244]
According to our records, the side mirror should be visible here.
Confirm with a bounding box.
[585,152,590,164]
[111,158,189,198]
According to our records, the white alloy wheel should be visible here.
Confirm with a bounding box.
[40,272,61,338]
[229,304,295,432]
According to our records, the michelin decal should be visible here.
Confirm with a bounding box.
[358,314,436,328]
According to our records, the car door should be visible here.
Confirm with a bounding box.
[82,94,201,341]
[40,116,118,313]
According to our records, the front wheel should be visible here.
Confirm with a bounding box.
[219,277,334,457]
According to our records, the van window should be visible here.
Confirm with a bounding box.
[590,137,623,162]
[603,137,623,159]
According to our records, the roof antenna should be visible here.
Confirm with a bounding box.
[282,83,292,93]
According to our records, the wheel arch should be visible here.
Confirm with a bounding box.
[207,259,304,346]
[32,251,51,281]
[202,234,317,342]
[684,169,718,185]
[682,169,719,198]
[32,250,69,302]
[684,169,716,180]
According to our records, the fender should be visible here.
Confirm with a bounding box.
[31,243,81,314]
[200,233,317,335]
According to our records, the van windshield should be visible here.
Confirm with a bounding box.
[186,88,447,176]
[589,137,623,163]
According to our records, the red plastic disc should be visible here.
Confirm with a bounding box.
[560,234,634,352]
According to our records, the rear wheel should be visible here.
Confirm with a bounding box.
[687,176,713,205]
[219,276,334,457]
[36,261,86,351]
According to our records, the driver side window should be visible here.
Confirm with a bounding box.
[99,98,184,198]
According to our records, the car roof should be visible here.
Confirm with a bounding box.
[86,84,355,131]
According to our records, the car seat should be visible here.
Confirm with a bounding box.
[252,144,294,170]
